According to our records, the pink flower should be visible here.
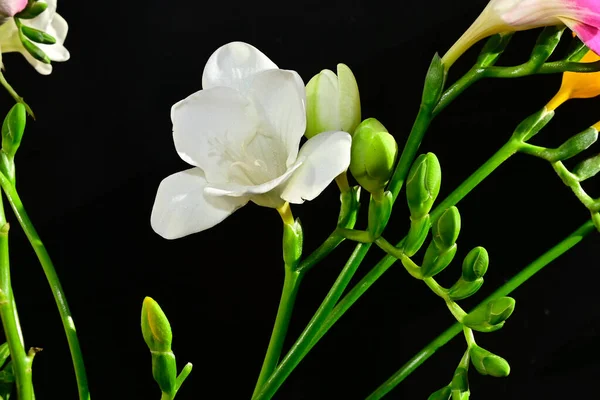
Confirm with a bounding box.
[0,0,26,17]
[443,0,600,67]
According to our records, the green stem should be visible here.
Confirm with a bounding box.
[0,194,34,400]
[0,71,35,118]
[365,220,596,399]
[0,174,90,400]
[254,243,372,400]
[434,68,483,117]
[252,267,303,397]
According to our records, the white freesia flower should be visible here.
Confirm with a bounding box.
[0,0,69,74]
[151,42,352,240]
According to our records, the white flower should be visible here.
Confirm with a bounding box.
[0,0,69,74]
[151,42,352,240]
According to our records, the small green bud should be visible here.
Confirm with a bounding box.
[545,127,598,162]
[428,386,451,400]
[349,127,398,194]
[20,25,56,45]
[573,153,600,181]
[406,153,441,219]
[448,277,484,301]
[305,63,360,139]
[367,191,393,239]
[469,345,511,377]
[512,108,554,142]
[353,118,388,137]
[432,206,461,250]
[21,38,51,64]
[2,103,26,157]
[282,218,303,268]
[404,215,431,257]
[421,242,457,278]
[462,247,489,282]
[462,297,516,332]
[15,2,48,19]
[141,297,173,353]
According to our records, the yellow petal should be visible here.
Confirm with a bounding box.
[547,50,600,110]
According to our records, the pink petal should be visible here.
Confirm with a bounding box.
[0,0,27,16]
[562,18,600,55]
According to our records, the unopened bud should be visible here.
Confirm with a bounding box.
[462,247,489,282]
[406,153,441,219]
[469,345,511,377]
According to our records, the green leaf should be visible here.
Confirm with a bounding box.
[20,25,56,45]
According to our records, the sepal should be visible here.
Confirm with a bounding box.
[469,345,510,377]
[462,297,515,332]
[421,242,457,278]
[448,277,484,301]
[282,218,303,268]
[404,215,431,257]
[422,53,446,106]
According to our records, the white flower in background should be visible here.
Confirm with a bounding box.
[0,0,69,74]
[151,42,352,240]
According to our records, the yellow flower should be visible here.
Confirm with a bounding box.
[546,50,600,111]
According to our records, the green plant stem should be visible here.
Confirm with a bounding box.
[254,243,372,400]
[0,174,90,400]
[365,219,596,399]
[252,267,303,397]
[0,194,34,400]
[0,71,35,118]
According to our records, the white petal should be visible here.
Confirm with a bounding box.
[171,86,260,182]
[337,63,361,134]
[38,13,70,62]
[281,131,352,203]
[246,68,306,168]
[202,42,278,91]
[151,168,248,239]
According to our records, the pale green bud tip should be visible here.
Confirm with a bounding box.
[462,246,489,281]
[141,297,173,352]
[349,128,398,194]
[428,386,451,400]
[352,118,388,137]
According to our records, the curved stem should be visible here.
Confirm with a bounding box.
[0,194,34,400]
[252,267,303,397]
[254,243,372,400]
[365,219,596,399]
[0,72,35,118]
[0,174,90,400]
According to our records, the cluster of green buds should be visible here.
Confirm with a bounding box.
[141,297,192,399]
[1,103,26,184]
[13,1,56,64]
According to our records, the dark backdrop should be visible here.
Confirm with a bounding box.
[1,0,598,398]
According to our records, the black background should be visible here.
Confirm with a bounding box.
[1,0,599,398]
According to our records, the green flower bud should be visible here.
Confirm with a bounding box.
[404,215,431,257]
[422,53,445,106]
[20,25,56,45]
[406,153,441,219]
[367,191,393,239]
[512,108,554,142]
[448,277,484,301]
[432,206,461,250]
[462,247,489,282]
[428,386,451,400]
[305,63,360,139]
[282,218,303,268]
[469,345,511,377]
[462,297,516,332]
[349,128,398,194]
[573,153,600,181]
[141,297,172,353]
[353,118,388,137]
[545,127,598,162]
[421,242,457,278]
[2,103,26,157]
[15,1,48,19]
[141,297,177,395]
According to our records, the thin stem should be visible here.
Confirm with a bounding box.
[365,220,596,399]
[0,173,90,400]
[254,243,372,400]
[0,194,34,400]
[434,68,483,117]
[252,267,303,397]
[0,71,35,118]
